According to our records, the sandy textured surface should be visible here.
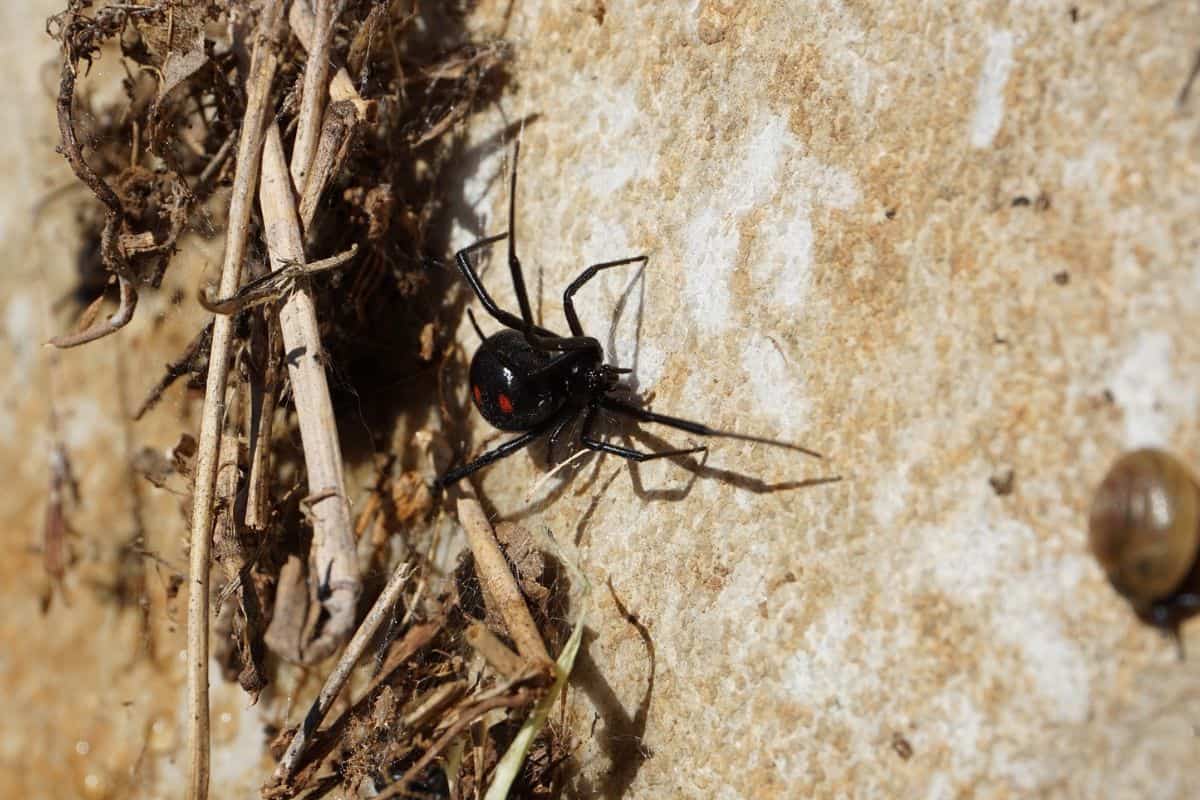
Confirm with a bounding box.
[455,1,1200,797]
[3,1,1200,798]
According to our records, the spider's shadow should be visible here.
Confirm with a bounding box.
[506,407,839,524]
[536,258,839,500]
[625,426,842,499]
[565,581,656,799]
[602,258,648,392]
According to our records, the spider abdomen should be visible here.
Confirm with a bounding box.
[469,330,569,431]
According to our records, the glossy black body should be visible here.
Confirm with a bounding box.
[437,143,822,487]
[470,330,575,431]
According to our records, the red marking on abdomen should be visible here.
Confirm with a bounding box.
[472,385,482,405]
[498,393,514,414]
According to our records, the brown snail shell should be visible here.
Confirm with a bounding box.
[1088,449,1200,610]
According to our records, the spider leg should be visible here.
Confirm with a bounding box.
[505,141,537,327]
[1165,592,1200,611]
[600,396,823,458]
[454,148,642,360]
[437,425,549,488]
[502,144,607,354]
[562,256,648,336]
[466,308,487,343]
[455,233,558,338]
[528,331,606,353]
[455,145,619,356]
[580,402,706,463]
[529,348,594,382]
[547,406,581,462]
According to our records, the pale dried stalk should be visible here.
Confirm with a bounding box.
[186,4,283,799]
[456,498,551,665]
[289,0,367,110]
[259,122,360,663]
[283,619,444,790]
[298,101,357,232]
[289,0,342,194]
[263,0,369,666]
[262,555,308,662]
[238,0,344,533]
[271,559,413,785]
[212,385,244,587]
[289,0,365,232]
[404,681,469,729]
[466,621,526,679]
[244,310,279,530]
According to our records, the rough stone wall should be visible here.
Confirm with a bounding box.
[3,1,1200,798]
[459,1,1200,797]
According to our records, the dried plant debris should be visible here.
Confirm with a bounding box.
[38,0,585,796]
[264,521,575,800]
[46,1,238,347]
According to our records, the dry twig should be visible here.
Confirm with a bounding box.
[289,0,344,195]
[269,560,414,786]
[466,621,526,679]
[48,58,136,348]
[198,245,359,315]
[259,121,361,662]
[289,0,369,113]
[244,310,281,531]
[289,0,368,233]
[134,320,213,421]
[457,498,551,666]
[185,5,284,798]
[252,0,363,665]
[375,690,536,800]
[279,618,445,791]
[298,100,358,232]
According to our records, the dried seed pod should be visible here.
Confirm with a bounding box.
[1088,449,1200,624]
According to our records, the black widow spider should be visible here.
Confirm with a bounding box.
[437,143,823,487]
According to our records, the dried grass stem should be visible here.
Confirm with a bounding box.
[185,4,284,799]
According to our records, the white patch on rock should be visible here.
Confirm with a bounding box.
[4,291,36,381]
[754,213,815,310]
[922,510,1032,604]
[917,493,1091,726]
[739,332,810,440]
[1109,330,1189,447]
[750,141,858,313]
[61,397,115,449]
[995,591,1091,722]
[870,464,910,531]
[969,30,1015,148]
[630,338,666,393]
[716,541,770,615]
[579,84,645,197]
[209,664,271,787]
[1061,140,1117,192]
[782,598,858,704]
[927,690,986,775]
[683,118,793,331]
[683,205,737,332]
